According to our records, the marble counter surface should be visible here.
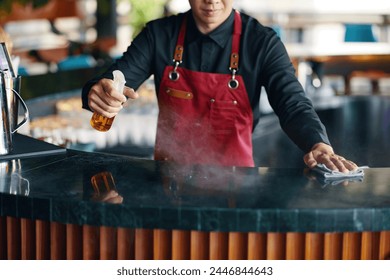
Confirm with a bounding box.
[1,148,390,233]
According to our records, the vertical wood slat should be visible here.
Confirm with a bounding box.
[21,218,35,260]
[66,224,82,260]
[305,233,324,260]
[229,232,247,260]
[324,233,342,260]
[342,232,361,260]
[209,232,228,260]
[153,229,171,260]
[135,229,153,260]
[267,233,285,260]
[83,225,99,260]
[172,230,190,260]
[286,233,305,260]
[117,228,135,260]
[361,232,380,260]
[191,231,209,260]
[247,233,267,260]
[50,222,66,260]
[100,226,117,260]
[0,216,6,259]
[36,220,50,260]
[6,217,21,260]
[379,231,390,260]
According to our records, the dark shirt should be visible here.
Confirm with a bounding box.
[82,10,330,153]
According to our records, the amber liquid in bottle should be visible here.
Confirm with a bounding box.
[91,171,116,194]
[90,70,125,132]
[90,113,115,132]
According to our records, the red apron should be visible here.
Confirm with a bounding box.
[154,11,254,167]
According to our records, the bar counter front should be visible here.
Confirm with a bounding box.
[1,147,390,260]
[1,96,390,260]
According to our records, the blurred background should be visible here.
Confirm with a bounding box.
[1,0,389,165]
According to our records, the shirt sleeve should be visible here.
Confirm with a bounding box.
[260,31,331,153]
[81,24,155,111]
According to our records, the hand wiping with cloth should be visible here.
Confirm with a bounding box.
[304,143,361,175]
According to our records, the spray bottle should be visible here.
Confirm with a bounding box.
[90,70,126,132]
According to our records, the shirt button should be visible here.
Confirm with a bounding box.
[210,99,215,103]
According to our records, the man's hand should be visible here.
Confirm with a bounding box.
[304,143,358,173]
[88,78,139,118]
[92,190,123,204]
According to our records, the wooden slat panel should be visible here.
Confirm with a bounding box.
[83,225,99,260]
[50,222,66,260]
[66,224,82,260]
[36,220,50,260]
[247,233,266,260]
[305,233,324,260]
[135,229,153,260]
[324,233,342,260]
[0,216,6,259]
[286,233,305,260]
[117,228,135,260]
[379,231,390,260]
[267,233,285,260]
[210,232,228,260]
[191,231,209,260]
[153,229,171,260]
[6,217,21,260]
[2,217,389,261]
[100,226,117,260]
[172,230,190,260]
[21,218,35,260]
[361,232,380,260]
[229,232,247,260]
[342,232,361,260]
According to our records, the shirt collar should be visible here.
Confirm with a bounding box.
[186,10,235,48]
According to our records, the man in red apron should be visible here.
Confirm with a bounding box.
[82,0,357,173]
[155,10,253,167]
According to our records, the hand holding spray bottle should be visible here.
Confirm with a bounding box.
[90,70,126,132]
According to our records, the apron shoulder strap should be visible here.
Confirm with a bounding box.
[230,11,242,72]
[173,15,187,64]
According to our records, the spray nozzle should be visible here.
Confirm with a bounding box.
[112,70,126,95]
